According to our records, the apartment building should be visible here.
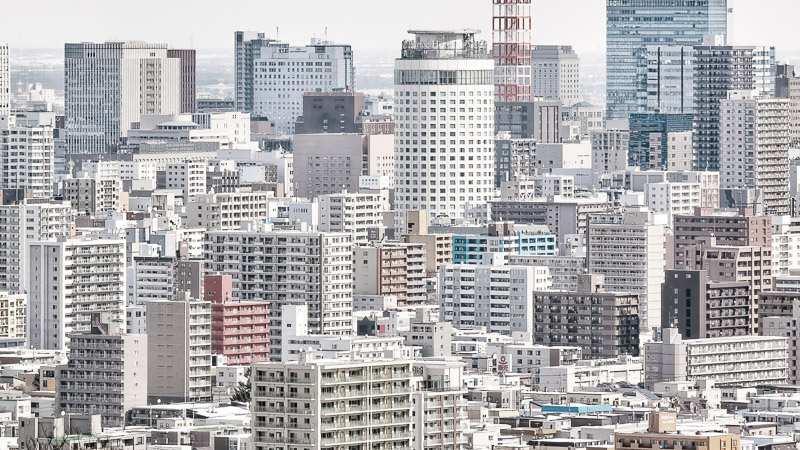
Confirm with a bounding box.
[411,359,469,450]
[166,159,207,203]
[186,190,270,231]
[28,237,126,350]
[508,254,586,292]
[0,199,73,294]
[646,181,702,221]
[586,210,666,329]
[590,127,629,173]
[533,274,640,359]
[354,242,426,306]
[440,263,552,335]
[146,297,212,403]
[62,175,121,215]
[251,356,413,450]
[451,223,557,265]
[204,224,353,359]
[205,274,270,366]
[400,211,453,274]
[0,292,25,342]
[319,192,389,245]
[0,126,55,198]
[644,328,787,389]
[491,194,610,242]
[56,317,147,428]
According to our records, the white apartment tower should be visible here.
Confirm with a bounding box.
[0,126,55,198]
[204,224,354,359]
[720,92,791,216]
[586,210,666,329]
[27,238,126,350]
[394,30,495,231]
[64,41,181,154]
[531,45,581,107]
[319,192,388,245]
[0,199,73,294]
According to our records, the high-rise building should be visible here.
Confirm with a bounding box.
[394,30,494,231]
[693,43,756,171]
[586,210,666,330]
[354,242,427,306]
[0,126,55,198]
[204,224,353,359]
[492,0,532,103]
[64,41,181,154]
[146,297,212,403]
[0,45,9,126]
[235,32,355,135]
[606,0,727,120]
[167,49,197,113]
[56,317,147,428]
[0,199,73,294]
[251,356,414,450]
[720,92,790,216]
[628,113,693,171]
[27,237,126,350]
[319,192,388,245]
[639,46,695,114]
[531,45,580,106]
[791,76,800,147]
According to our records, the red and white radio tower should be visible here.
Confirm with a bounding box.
[492,0,532,103]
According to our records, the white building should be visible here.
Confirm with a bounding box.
[411,359,469,450]
[248,38,355,135]
[186,190,270,231]
[0,45,8,127]
[771,216,800,277]
[64,41,181,154]
[539,355,643,392]
[0,292,26,342]
[586,210,666,329]
[251,356,413,450]
[204,223,354,359]
[440,263,552,335]
[531,45,581,106]
[27,237,126,350]
[319,192,388,244]
[0,199,73,294]
[646,181,702,221]
[62,175,122,215]
[720,92,791,216]
[0,126,54,198]
[591,126,629,173]
[165,159,207,203]
[644,328,788,388]
[393,30,494,231]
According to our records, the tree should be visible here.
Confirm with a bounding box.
[231,367,251,403]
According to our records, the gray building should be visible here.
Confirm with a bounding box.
[606,0,727,120]
[295,91,366,134]
[531,45,580,106]
[495,101,561,141]
[533,274,640,359]
[146,297,212,404]
[638,45,695,114]
[56,316,147,428]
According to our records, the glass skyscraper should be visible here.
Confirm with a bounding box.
[606,0,728,120]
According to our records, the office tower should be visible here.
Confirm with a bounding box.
[235,32,355,135]
[56,316,147,428]
[533,274,640,359]
[0,199,73,294]
[0,45,8,125]
[167,49,196,113]
[492,0,532,103]
[205,274,270,366]
[628,113,693,171]
[531,45,580,106]
[440,263,552,335]
[644,329,787,388]
[64,41,181,154]
[394,30,494,231]
[639,46,695,114]
[720,93,790,216]
[293,132,393,198]
[204,224,353,359]
[251,357,413,450]
[146,297,212,403]
[693,44,756,171]
[27,237,126,351]
[0,126,54,198]
[586,210,665,330]
[606,0,727,120]
[590,125,630,173]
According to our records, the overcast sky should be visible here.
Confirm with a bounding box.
[2,0,798,62]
